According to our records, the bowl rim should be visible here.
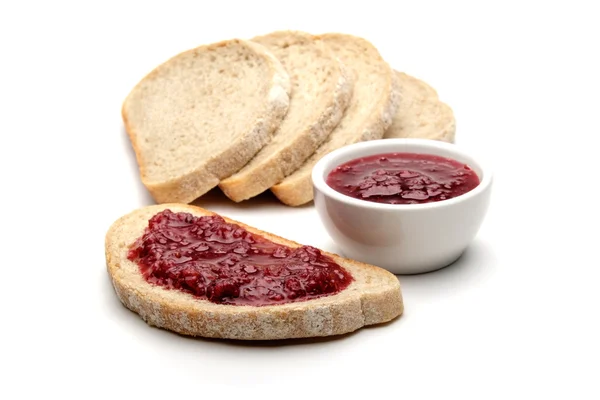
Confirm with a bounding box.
[311,138,493,211]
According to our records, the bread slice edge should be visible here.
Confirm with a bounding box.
[384,71,456,143]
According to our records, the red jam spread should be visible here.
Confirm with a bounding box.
[326,152,480,205]
[127,210,353,306]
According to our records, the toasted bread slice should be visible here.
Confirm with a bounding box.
[105,204,403,340]
[384,71,456,142]
[270,33,401,206]
[122,39,291,204]
[218,31,353,202]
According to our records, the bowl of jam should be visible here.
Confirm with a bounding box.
[312,138,493,274]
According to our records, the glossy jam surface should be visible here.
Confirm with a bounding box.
[326,152,480,205]
[127,210,353,306]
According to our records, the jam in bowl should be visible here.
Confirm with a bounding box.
[326,152,480,205]
[312,138,493,275]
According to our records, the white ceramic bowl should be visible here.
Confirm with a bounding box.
[312,138,493,275]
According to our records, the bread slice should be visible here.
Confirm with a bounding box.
[122,39,291,204]
[105,204,403,340]
[218,31,353,202]
[270,34,401,206]
[384,71,456,142]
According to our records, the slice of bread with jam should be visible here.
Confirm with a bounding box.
[105,204,403,340]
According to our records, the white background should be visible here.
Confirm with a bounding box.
[1,1,599,398]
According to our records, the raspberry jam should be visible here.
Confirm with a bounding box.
[326,152,480,204]
[127,210,353,306]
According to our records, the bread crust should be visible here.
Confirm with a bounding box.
[105,204,403,340]
[122,39,291,204]
[384,71,456,142]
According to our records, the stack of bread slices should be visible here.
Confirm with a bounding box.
[122,31,455,206]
